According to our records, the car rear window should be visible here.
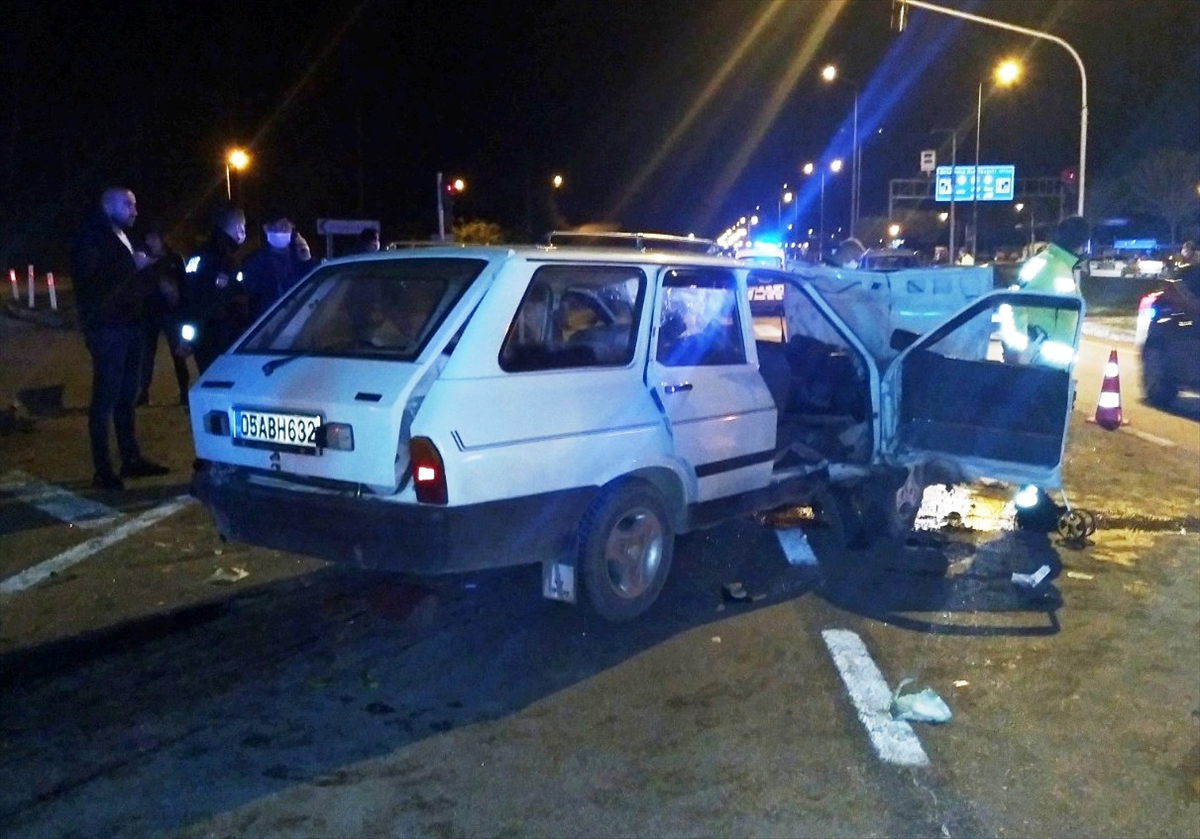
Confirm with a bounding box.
[237,257,487,361]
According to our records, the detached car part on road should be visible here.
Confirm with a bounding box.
[189,242,1083,621]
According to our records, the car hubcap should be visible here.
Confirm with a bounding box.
[604,507,663,599]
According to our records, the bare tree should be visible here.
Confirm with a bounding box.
[1124,148,1200,244]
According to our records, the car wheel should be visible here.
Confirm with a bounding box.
[578,480,673,622]
[1141,343,1176,407]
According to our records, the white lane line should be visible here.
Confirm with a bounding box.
[1129,429,1175,448]
[0,495,195,596]
[0,469,121,528]
[821,628,930,767]
[775,528,818,566]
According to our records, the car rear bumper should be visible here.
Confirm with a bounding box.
[192,462,596,574]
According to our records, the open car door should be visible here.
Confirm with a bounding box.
[879,290,1084,489]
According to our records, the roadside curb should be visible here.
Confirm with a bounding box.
[1081,322,1136,346]
[3,303,72,330]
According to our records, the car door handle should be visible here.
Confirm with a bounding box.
[662,382,693,394]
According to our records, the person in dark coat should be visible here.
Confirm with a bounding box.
[186,204,248,373]
[240,210,313,323]
[69,187,170,490]
[136,224,192,406]
[351,226,380,254]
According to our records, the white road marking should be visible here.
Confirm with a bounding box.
[0,469,121,528]
[821,628,931,767]
[1129,429,1175,448]
[0,495,195,595]
[775,528,818,565]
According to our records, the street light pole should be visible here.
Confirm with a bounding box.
[821,66,860,234]
[897,0,1088,217]
[973,81,982,259]
[852,92,859,233]
[224,148,249,203]
[436,171,446,241]
[932,128,958,259]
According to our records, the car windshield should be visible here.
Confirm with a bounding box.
[238,257,487,360]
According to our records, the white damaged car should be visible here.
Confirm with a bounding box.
[189,241,1082,620]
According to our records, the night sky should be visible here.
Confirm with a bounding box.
[3,0,1197,264]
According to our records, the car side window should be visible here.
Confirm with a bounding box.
[499,265,646,372]
[656,268,746,367]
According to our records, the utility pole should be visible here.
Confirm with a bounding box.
[932,128,958,259]
[436,171,446,241]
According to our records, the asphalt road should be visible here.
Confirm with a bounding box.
[1,311,1198,838]
[1074,331,1200,454]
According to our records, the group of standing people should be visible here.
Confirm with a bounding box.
[70,186,316,491]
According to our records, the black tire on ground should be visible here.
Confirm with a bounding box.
[577,480,674,622]
[1141,344,1176,407]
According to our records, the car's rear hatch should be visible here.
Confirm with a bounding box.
[188,254,492,491]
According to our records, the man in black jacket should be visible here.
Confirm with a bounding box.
[70,187,170,490]
[186,205,248,373]
[136,224,191,407]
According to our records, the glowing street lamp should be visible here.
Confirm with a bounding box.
[551,174,564,189]
[972,58,1022,257]
[803,159,843,262]
[225,147,250,201]
[888,223,902,239]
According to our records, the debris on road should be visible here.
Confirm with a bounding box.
[1011,564,1052,589]
[205,566,249,585]
[721,581,750,603]
[1066,570,1095,580]
[889,678,952,724]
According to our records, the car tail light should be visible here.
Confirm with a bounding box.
[1134,291,1162,346]
[409,436,448,505]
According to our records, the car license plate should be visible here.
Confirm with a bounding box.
[233,408,322,452]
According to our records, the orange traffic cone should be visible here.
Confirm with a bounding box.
[1093,348,1124,430]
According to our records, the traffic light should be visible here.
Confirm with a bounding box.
[1061,168,1077,186]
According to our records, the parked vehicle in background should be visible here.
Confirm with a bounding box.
[1138,262,1200,406]
[856,248,921,271]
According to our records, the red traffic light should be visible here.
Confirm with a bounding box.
[1061,168,1077,184]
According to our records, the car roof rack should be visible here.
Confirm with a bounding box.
[546,231,717,255]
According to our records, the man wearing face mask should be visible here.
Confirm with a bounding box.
[186,204,248,373]
[241,210,314,323]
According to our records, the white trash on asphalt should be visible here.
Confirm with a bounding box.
[889,678,953,724]
[205,566,249,585]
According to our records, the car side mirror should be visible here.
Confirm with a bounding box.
[890,328,920,352]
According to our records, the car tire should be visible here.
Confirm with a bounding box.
[1141,343,1176,407]
[578,480,673,622]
